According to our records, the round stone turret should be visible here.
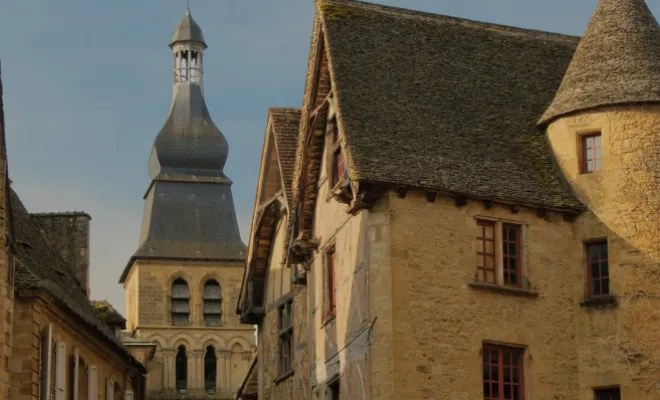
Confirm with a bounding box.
[543,0,660,397]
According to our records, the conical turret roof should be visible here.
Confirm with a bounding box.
[539,0,660,125]
[170,9,206,48]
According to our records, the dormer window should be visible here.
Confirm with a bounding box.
[581,132,602,173]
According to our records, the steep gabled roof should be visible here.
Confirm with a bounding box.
[269,107,301,205]
[10,189,144,373]
[540,0,660,125]
[317,0,584,211]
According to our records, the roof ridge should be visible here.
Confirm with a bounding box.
[319,0,579,43]
[30,211,91,219]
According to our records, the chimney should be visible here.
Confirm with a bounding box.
[31,212,92,297]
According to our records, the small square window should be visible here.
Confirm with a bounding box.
[482,344,524,400]
[594,387,620,400]
[581,132,602,173]
[586,241,610,298]
[475,220,523,288]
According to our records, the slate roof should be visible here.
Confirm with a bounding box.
[269,107,301,205]
[10,189,145,372]
[149,83,229,181]
[539,0,660,125]
[126,13,246,280]
[170,8,206,47]
[317,0,585,211]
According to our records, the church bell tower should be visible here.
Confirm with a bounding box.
[119,9,255,399]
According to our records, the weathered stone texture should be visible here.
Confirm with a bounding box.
[387,192,580,399]
[10,296,142,400]
[548,104,660,399]
[124,259,255,398]
[31,213,91,297]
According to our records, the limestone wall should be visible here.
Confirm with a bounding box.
[124,259,255,397]
[387,192,579,399]
[547,105,660,399]
[10,296,142,400]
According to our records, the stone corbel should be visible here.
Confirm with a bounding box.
[290,230,320,262]
[348,181,380,215]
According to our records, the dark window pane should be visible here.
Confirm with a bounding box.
[593,279,602,296]
[591,262,601,279]
[601,261,609,278]
[490,366,498,381]
[483,382,491,397]
[508,243,517,255]
[602,278,610,295]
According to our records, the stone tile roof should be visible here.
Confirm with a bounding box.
[269,107,301,205]
[540,0,660,125]
[10,188,145,372]
[318,0,585,211]
[268,108,300,264]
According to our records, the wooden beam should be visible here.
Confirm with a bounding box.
[396,188,407,199]
[483,200,493,210]
[425,192,437,203]
[510,204,520,214]
[455,196,467,207]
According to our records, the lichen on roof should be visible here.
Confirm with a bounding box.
[319,1,372,21]
[315,0,585,211]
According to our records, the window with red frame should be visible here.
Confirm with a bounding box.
[482,344,524,400]
[502,224,522,287]
[586,241,609,298]
[330,123,345,187]
[476,220,496,284]
[594,387,620,400]
[325,247,337,319]
[581,133,602,173]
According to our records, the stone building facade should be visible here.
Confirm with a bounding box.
[237,0,660,399]
[119,9,255,400]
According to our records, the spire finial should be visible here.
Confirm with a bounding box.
[186,0,190,13]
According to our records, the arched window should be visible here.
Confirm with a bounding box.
[204,346,217,392]
[175,345,187,391]
[203,280,222,326]
[171,278,190,326]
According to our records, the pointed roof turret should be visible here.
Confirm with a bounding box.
[539,0,660,125]
[170,8,207,48]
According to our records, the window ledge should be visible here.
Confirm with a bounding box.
[580,295,618,309]
[274,370,294,385]
[468,282,539,298]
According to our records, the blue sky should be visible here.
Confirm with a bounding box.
[0,0,658,313]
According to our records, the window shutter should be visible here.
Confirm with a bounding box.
[72,349,79,400]
[55,342,66,400]
[124,390,134,400]
[106,379,114,400]
[39,323,53,400]
[87,365,98,400]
